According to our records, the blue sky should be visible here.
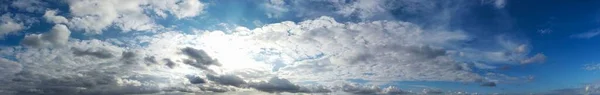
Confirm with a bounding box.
[1,0,600,95]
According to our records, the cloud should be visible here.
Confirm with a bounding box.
[66,0,205,34]
[72,47,115,59]
[520,53,547,64]
[206,74,247,87]
[153,0,206,19]
[0,13,25,37]
[10,0,47,13]
[181,47,221,71]
[43,10,68,24]
[0,58,21,79]
[247,77,331,93]
[480,82,497,87]
[21,24,71,48]
[421,88,444,94]
[125,15,544,84]
[494,0,506,8]
[0,39,211,95]
[186,75,207,84]
[342,85,380,94]
[571,31,600,39]
[584,63,600,71]
[335,0,388,19]
[163,58,177,68]
[213,16,484,82]
[263,0,288,18]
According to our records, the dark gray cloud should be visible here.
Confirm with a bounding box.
[180,47,221,70]
[144,56,157,64]
[202,75,331,94]
[5,70,165,95]
[163,58,177,68]
[206,74,246,87]
[186,75,206,84]
[480,82,496,87]
[121,51,136,60]
[72,48,115,59]
[247,77,331,93]
[120,51,139,64]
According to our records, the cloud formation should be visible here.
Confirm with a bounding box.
[190,16,542,83]
[72,47,115,59]
[43,10,68,24]
[181,47,221,71]
[21,24,71,48]
[520,53,547,64]
[571,30,600,39]
[0,0,553,94]
[0,13,25,37]
[66,0,205,34]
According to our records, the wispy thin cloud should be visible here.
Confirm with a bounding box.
[571,31,600,39]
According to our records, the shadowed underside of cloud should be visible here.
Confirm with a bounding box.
[480,82,497,87]
[72,47,115,59]
[181,47,221,71]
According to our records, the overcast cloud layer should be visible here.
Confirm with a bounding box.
[4,0,600,95]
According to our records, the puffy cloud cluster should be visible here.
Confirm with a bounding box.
[0,0,548,94]
[0,13,547,94]
[21,24,71,48]
[189,16,543,83]
[0,13,25,37]
[60,0,206,34]
[43,10,68,24]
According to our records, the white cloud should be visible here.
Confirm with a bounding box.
[66,0,205,34]
[21,24,71,48]
[571,30,600,39]
[150,0,205,19]
[0,13,25,38]
[43,10,69,24]
[263,0,288,18]
[520,53,547,64]
[117,16,545,85]
[335,0,388,19]
[11,0,47,13]
[160,16,544,83]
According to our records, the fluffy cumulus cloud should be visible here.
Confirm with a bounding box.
[0,0,549,94]
[43,10,68,24]
[66,0,205,34]
[21,24,71,48]
[0,13,25,37]
[186,16,542,83]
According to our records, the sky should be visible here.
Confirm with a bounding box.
[1,0,600,95]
